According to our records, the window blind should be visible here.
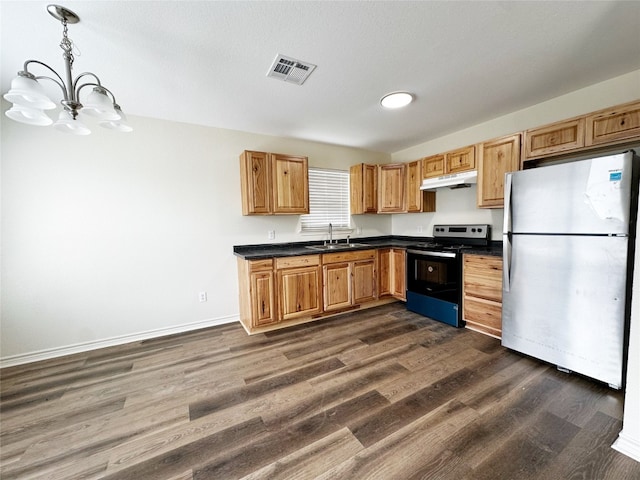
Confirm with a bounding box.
[300,168,350,232]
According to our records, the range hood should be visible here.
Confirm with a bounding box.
[420,170,478,191]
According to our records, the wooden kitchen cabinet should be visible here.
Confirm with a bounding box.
[463,254,502,338]
[446,145,476,174]
[239,151,272,215]
[377,249,392,297]
[406,160,436,213]
[391,249,406,300]
[422,147,475,180]
[239,151,309,215]
[271,153,309,214]
[237,258,277,329]
[350,163,378,214]
[276,255,322,321]
[379,248,406,300]
[322,250,376,311]
[585,100,640,147]
[422,154,445,179]
[477,133,521,208]
[523,118,585,160]
[378,164,406,213]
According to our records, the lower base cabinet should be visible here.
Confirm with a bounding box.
[462,254,503,338]
[276,255,322,321]
[378,248,406,301]
[323,250,377,312]
[237,258,277,329]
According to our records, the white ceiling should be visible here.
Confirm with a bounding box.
[2,1,640,153]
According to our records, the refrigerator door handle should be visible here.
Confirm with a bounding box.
[503,233,511,292]
[503,172,512,234]
[503,172,513,292]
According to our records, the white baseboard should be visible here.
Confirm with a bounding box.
[0,314,239,369]
[613,430,640,463]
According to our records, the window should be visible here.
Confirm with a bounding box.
[300,168,350,232]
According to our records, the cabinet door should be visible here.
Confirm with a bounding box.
[377,249,392,297]
[406,160,436,213]
[352,259,376,304]
[524,118,585,160]
[323,262,352,311]
[277,265,322,320]
[250,271,276,327]
[477,134,521,208]
[271,154,309,214]
[391,249,406,300]
[378,164,406,213]
[240,151,271,215]
[446,146,475,174]
[350,164,378,214]
[422,154,445,179]
[585,101,640,146]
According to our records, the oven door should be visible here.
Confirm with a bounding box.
[405,249,463,327]
[406,250,460,303]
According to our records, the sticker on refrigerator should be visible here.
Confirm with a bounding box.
[584,156,626,221]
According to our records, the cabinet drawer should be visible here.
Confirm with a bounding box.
[275,255,320,269]
[463,255,502,302]
[322,249,376,264]
[248,259,274,272]
[463,296,502,332]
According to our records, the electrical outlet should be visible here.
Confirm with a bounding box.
[417,225,423,233]
[356,227,362,235]
[199,291,207,303]
[268,230,275,240]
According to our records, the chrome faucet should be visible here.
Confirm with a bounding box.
[329,223,333,244]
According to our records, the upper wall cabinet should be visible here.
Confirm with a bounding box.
[523,117,585,160]
[477,134,521,208]
[350,163,378,214]
[446,145,476,174]
[585,101,640,146]
[523,100,640,163]
[406,160,436,213]
[422,146,475,179]
[240,151,309,215]
[378,163,406,213]
[270,153,309,214]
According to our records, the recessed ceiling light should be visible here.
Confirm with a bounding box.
[380,91,414,109]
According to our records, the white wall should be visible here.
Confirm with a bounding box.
[0,113,389,363]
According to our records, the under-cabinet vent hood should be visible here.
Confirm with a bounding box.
[420,170,478,190]
[267,54,317,85]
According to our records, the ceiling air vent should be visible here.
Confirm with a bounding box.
[267,54,316,85]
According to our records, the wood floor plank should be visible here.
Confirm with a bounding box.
[1,303,638,479]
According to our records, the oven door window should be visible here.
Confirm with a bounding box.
[407,254,459,303]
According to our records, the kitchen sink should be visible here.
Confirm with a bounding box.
[305,243,370,251]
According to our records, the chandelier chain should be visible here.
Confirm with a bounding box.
[59,19,74,70]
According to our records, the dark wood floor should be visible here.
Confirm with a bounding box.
[1,303,639,479]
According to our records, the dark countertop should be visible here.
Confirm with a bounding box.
[234,235,502,260]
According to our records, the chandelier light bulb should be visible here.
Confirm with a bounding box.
[5,104,53,126]
[3,74,56,110]
[53,110,91,135]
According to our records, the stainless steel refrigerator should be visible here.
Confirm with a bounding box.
[502,150,638,389]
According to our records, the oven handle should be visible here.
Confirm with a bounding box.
[406,249,457,259]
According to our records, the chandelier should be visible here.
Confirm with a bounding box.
[3,4,132,134]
